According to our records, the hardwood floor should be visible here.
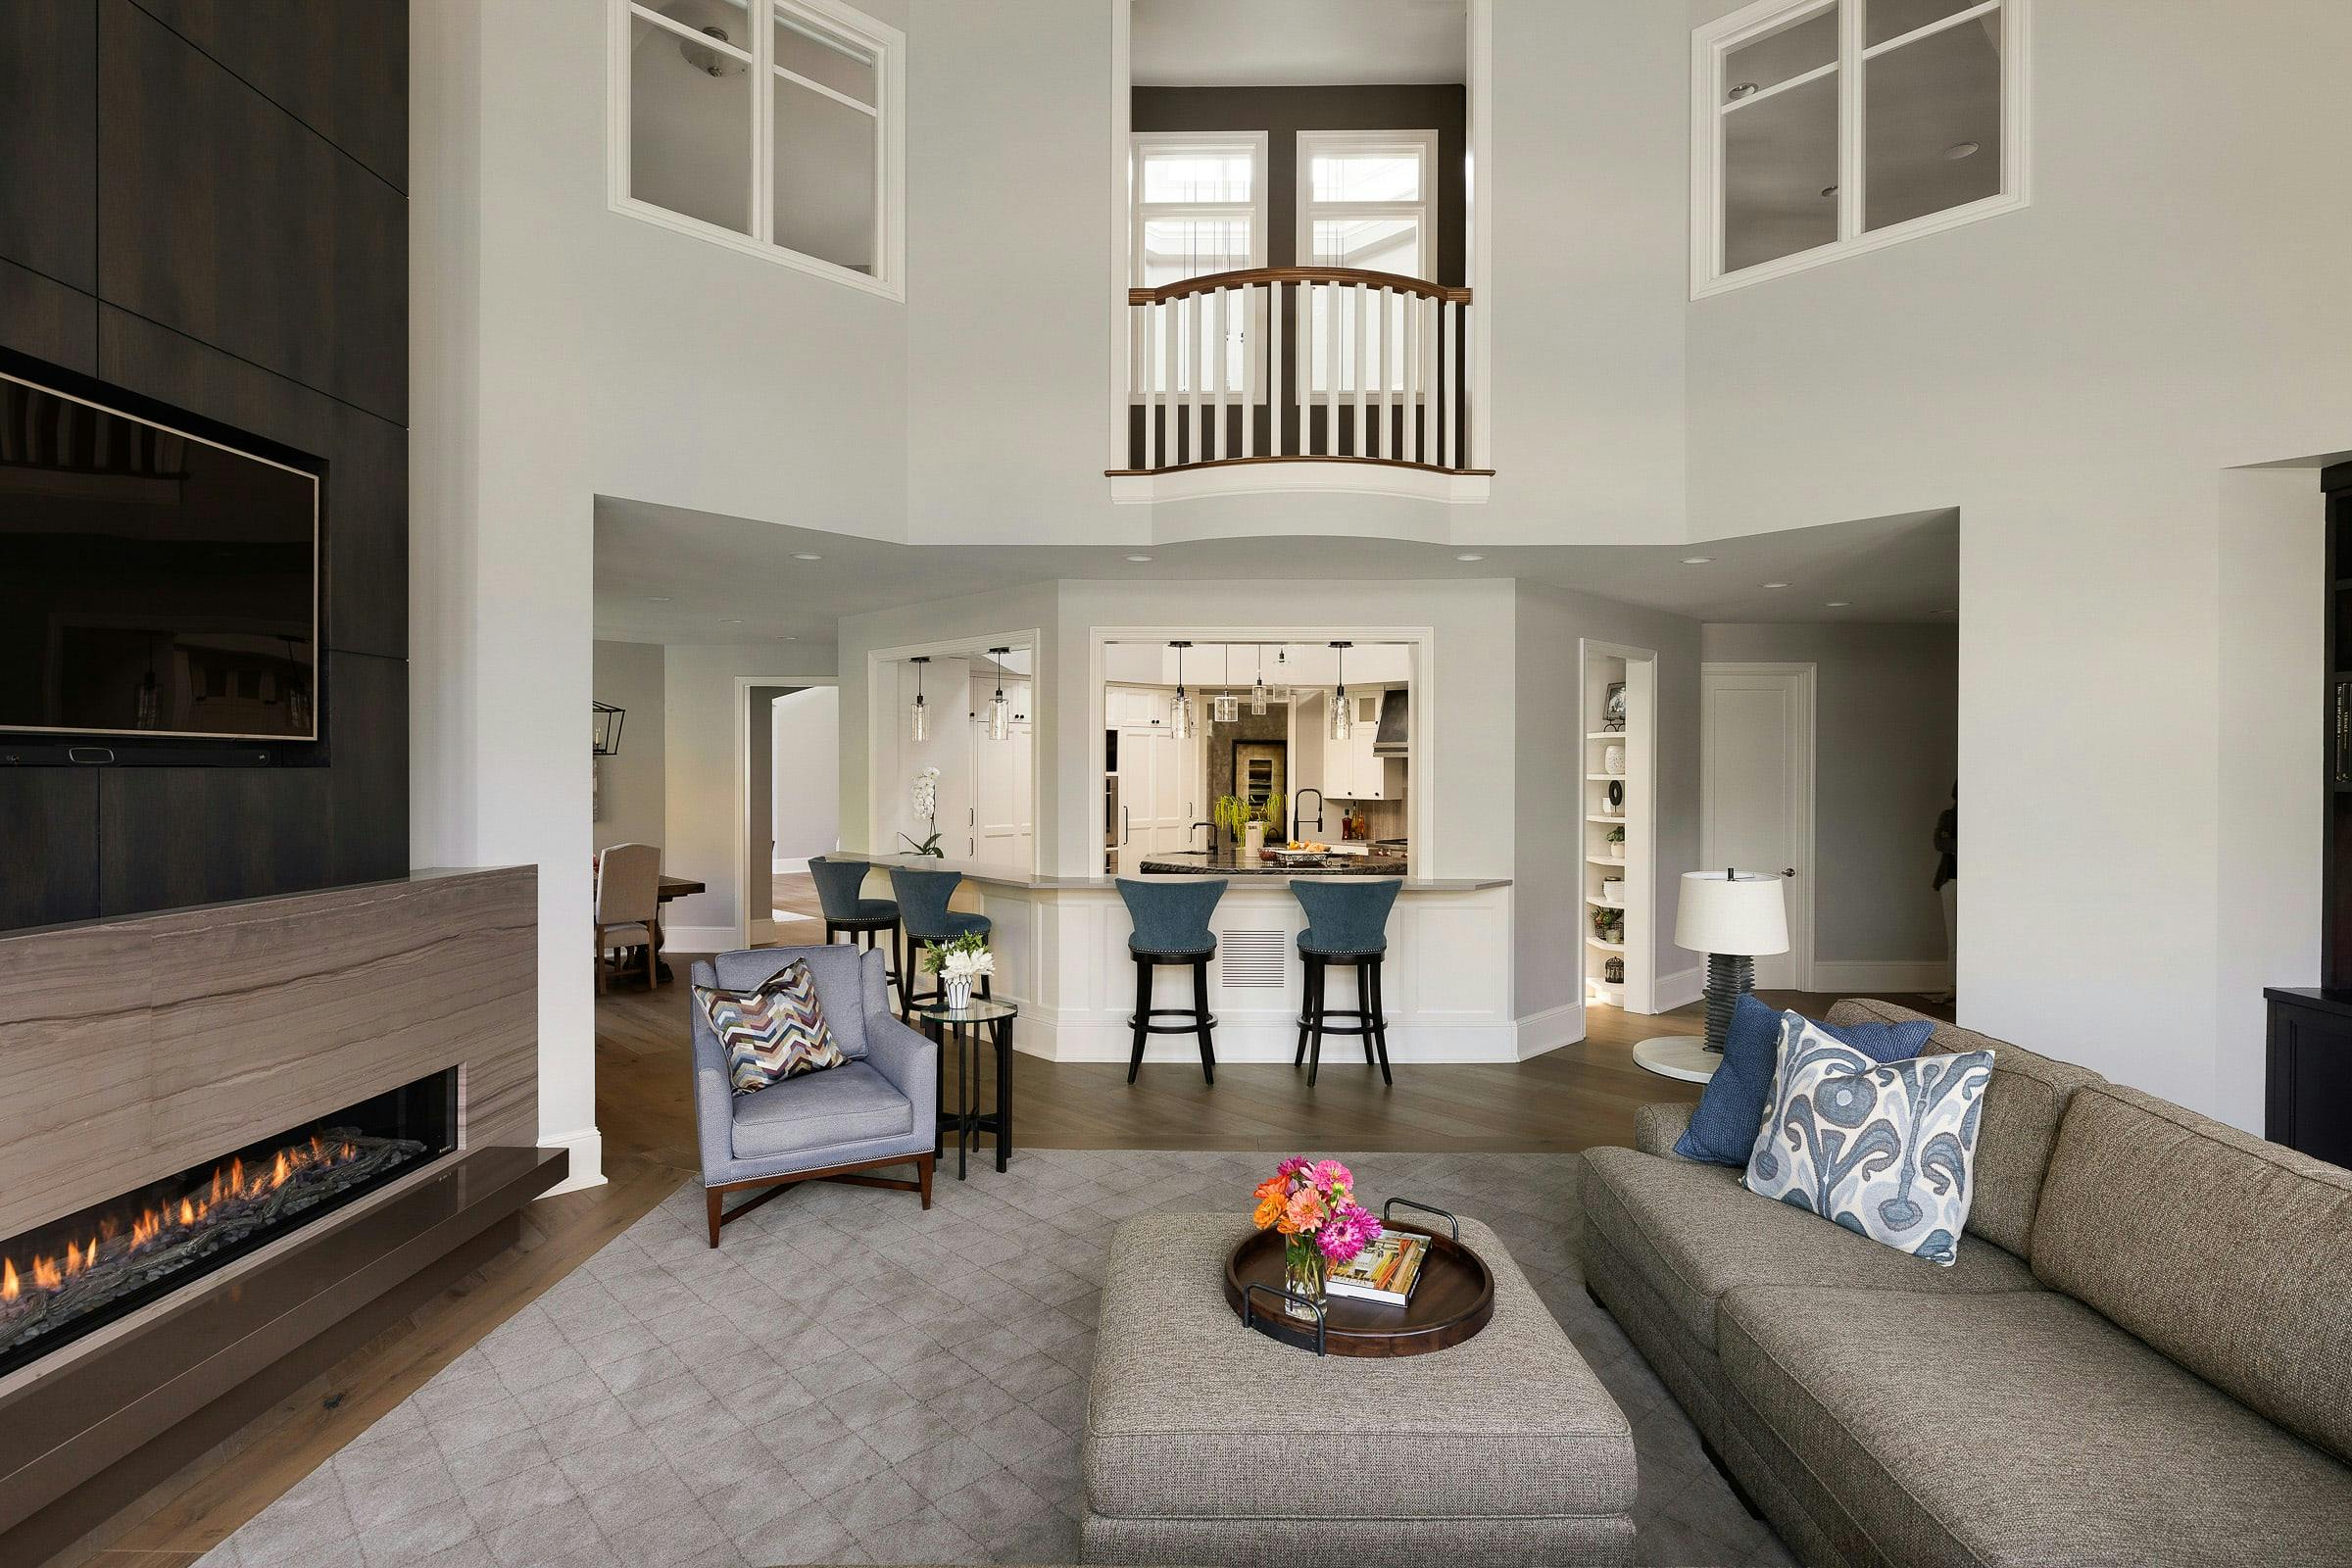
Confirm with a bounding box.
[83,960,1947,1564]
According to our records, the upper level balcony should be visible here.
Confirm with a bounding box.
[1109,266,1490,506]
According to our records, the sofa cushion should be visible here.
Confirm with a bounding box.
[2031,1082,2352,1466]
[712,943,882,1058]
[728,1059,911,1159]
[1581,1147,2037,1348]
[1676,995,1935,1164]
[1719,1284,2352,1568]
[696,959,847,1094]
[1826,998,2100,1255]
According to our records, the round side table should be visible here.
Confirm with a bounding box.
[917,998,1017,1179]
[1632,1036,1721,1083]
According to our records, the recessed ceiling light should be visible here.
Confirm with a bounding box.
[1825,601,1851,608]
[1455,553,1486,562]
[649,596,672,602]
[1681,556,1714,565]
[1762,581,1790,589]
[1126,554,1153,563]
[792,552,823,562]
[1944,140,1980,160]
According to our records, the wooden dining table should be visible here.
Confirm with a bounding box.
[649,874,704,982]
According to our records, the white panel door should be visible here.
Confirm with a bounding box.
[1117,727,1184,872]
[1699,665,1813,990]
[972,719,1028,867]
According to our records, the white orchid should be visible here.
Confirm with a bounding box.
[911,765,941,820]
[941,947,995,982]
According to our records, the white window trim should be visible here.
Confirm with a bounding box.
[608,0,906,302]
[1690,0,2029,299]
[1295,128,1440,280]
[1128,130,1270,284]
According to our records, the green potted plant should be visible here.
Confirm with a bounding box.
[1607,824,1626,862]
[1592,905,1624,944]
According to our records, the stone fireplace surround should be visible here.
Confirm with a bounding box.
[0,867,561,1566]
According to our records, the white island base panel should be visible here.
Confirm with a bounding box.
[963,881,1564,1064]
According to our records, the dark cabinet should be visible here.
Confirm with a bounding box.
[2265,990,2352,1167]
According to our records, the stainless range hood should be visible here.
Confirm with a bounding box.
[1373,688,1409,756]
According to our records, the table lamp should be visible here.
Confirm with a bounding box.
[1631,869,1789,1083]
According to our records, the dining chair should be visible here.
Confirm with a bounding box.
[594,843,662,993]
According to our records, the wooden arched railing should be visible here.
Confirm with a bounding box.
[1111,267,1483,478]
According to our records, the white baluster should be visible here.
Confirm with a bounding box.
[1268,280,1285,457]
[1404,291,1422,466]
[1348,283,1365,458]
[1162,295,1179,469]
[1137,299,1153,471]
[1430,298,1448,472]
[1187,293,1202,466]
[1321,284,1339,457]
[1458,296,1472,468]
[1241,283,1256,460]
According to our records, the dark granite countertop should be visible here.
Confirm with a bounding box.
[1137,851,1407,877]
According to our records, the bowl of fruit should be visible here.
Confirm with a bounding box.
[1267,840,1334,863]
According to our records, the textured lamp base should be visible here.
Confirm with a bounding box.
[1703,953,1755,1052]
[1631,1036,1719,1082]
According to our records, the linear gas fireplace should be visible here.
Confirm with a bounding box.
[0,1069,457,1378]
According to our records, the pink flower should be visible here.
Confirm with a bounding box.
[1275,1156,1311,1181]
[1316,1201,1381,1264]
[1309,1159,1352,1197]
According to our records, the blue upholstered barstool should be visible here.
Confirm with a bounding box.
[808,856,906,1014]
[1293,878,1402,1087]
[1116,877,1226,1085]
[890,865,992,1019]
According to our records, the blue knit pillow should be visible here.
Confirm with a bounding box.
[1672,996,1936,1165]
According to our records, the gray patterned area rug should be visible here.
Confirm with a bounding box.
[199,1150,1793,1568]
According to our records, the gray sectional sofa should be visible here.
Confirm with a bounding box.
[1582,999,2352,1568]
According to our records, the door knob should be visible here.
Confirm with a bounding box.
[1783,867,1797,878]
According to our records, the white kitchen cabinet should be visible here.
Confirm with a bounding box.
[1317,688,1395,800]
[971,718,1033,868]
[1105,684,1160,727]
[1113,720,1204,872]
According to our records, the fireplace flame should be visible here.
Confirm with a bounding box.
[1,1131,378,1318]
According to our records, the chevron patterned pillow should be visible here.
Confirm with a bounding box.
[696,960,847,1095]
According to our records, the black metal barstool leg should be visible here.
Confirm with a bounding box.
[995,1015,1012,1170]
[1295,952,1313,1066]
[1306,956,1325,1088]
[1358,961,1377,1064]
[1371,958,1393,1086]
[1127,956,1151,1084]
[1193,956,1215,1085]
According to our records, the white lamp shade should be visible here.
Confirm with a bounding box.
[1674,870,1788,956]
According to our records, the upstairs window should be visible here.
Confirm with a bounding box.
[1130,132,1266,391]
[1298,129,1436,393]
[610,0,905,299]
[1691,0,2026,296]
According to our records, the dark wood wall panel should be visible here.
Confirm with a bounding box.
[0,257,97,374]
[0,773,100,931]
[98,0,407,424]
[0,0,97,292]
[100,308,408,661]
[130,0,409,190]
[0,4,409,935]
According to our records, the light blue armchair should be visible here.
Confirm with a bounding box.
[690,944,938,1247]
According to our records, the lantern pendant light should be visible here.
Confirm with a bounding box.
[908,656,931,742]
[986,647,1012,741]
[1211,646,1240,725]
[1250,644,1270,716]
[1168,640,1195,740]
[1328,641,1353,741]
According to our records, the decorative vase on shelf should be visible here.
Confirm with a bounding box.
[944,975,972,1010]
[1608,841,1625,861]
[1245,820,1266,858]
[1604,743,1626,777]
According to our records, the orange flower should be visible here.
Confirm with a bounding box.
[1277,1188,1327,1237]
[1251,1192,1284,1230]
[1252,1174,1289,1203]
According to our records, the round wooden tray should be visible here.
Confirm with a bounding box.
[1223,1221,1494,1357]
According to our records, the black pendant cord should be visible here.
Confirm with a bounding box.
[1703,953,1755,1053]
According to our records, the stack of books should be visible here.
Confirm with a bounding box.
[1324,1228,1432,1306]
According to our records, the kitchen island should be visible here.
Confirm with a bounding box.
[833,855,1543,1064]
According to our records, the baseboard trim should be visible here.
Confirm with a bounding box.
[1514,1001,1585,1060]
[771,857,810,873]
[662,924,744,955]
[1653,965,1704,1012]
[537,1126,605,1196]
[1809,959,1953,996]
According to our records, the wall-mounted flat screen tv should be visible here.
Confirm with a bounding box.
[0,356,322,757]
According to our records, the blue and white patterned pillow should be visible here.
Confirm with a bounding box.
[1743,1014,1993,1265]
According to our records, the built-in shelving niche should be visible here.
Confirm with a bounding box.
[1582,642,1655,1013]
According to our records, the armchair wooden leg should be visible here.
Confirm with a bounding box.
[705,1188,721,1249]
[918,1152,934,1209]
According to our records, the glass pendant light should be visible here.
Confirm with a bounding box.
[1168,640,1194,740]
[1249,644,1270,716]
[908,656,930,742]
[1328,641,1353,741]
[1211,647,1240,725]
[986,647,1011,741]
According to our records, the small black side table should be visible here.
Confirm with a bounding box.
[919,998,1017,1179]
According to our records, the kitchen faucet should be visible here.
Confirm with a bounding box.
[1190,821,1213,850]
[1293,788,1326,835]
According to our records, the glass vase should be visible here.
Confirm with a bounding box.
[1282,1236,1328,1321]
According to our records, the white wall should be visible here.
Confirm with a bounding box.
[591,640,665,853]
[1680,0,2352,1121]
[1699,623,1958,979]
[660,645,830,946]
[771,686,841,866]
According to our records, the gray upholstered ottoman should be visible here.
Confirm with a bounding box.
[1079,1212,1636,1567]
